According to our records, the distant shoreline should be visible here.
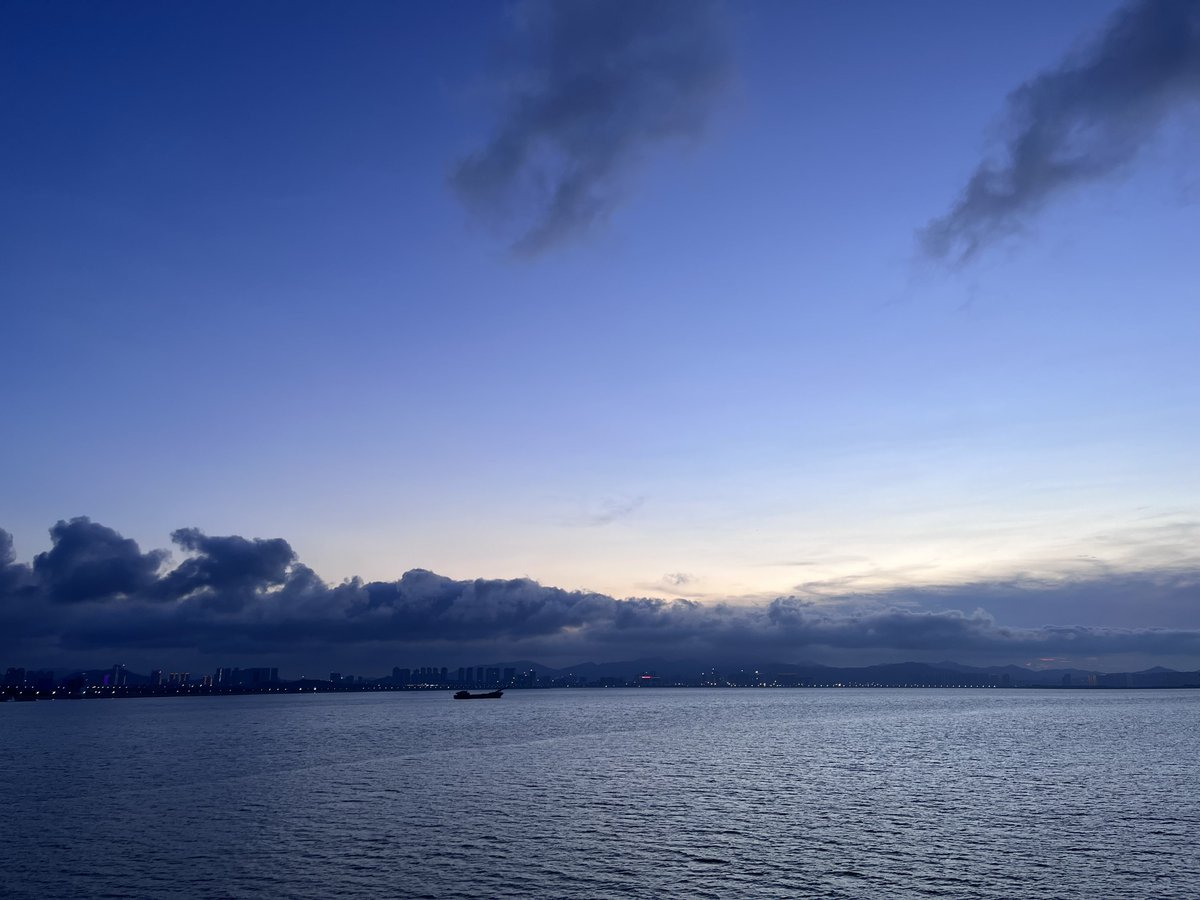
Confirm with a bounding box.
[6,682,1200,702]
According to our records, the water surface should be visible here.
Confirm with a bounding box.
[2,689,1196,898]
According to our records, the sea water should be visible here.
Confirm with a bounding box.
[1,688,1197,898]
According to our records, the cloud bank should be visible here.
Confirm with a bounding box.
[451,0,731,254]
[922,0,1200,261]
[3,518,1200,671]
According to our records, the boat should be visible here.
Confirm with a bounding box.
[453,689,503,700]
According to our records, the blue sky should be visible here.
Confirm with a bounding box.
[2,0,1198,670]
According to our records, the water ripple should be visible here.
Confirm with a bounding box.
[1,689,1198,898]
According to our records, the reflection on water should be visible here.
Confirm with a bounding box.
[2,689,1197,898]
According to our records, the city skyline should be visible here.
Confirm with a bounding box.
[7,655,1198,696]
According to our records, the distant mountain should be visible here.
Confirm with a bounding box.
[483,660,561,676]
[529,658,1200,688]
[534,658,1003,686]
[538,657,713,680]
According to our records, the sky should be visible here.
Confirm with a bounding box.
[3,0,1199,674]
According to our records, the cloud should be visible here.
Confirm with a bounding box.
[575,495,647,527]
[3,518,1200,670]
[451,0,731,254]
[922,0,1200,262]
[155,528,295,612]
[0,528,33,596]
[32,518,167,604]
[640,571,700,598]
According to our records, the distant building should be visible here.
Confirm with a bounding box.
[212,667,279,686]
[240,667,278,686]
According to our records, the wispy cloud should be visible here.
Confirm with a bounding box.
[662,572,694,587]
[573,495,647,527]
[645,571,699,597]
[922,0,1200,262]
[451,0,732,254]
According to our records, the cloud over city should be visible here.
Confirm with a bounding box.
[3,518,1200,671]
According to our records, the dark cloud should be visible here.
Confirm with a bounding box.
[451,0,731,254]
[155,528,295,612]
[2,518,1200,671]
[761,600,1200,659]
[922,0,1200,262]
[32,517,167,604]
[0,528,33,596]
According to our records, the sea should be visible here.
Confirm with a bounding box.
[1,688,1197,899]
